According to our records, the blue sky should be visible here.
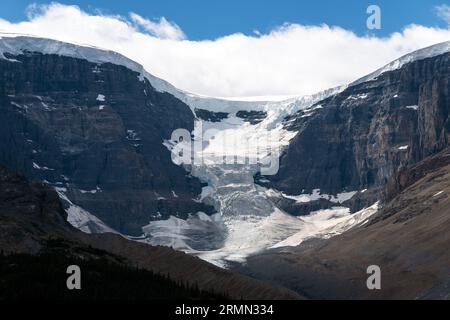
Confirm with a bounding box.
[0,0,448,40]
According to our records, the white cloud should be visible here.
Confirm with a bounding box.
[129,13,186,40]
[0,3,449,98]
[435,4,450,25]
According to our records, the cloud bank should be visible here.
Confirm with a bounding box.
[0,3,449,98]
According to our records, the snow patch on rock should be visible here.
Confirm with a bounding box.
[281,189,358,204]
[55,187,118,234]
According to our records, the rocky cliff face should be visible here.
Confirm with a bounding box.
[0,51,213,235]
[265,52,450,199]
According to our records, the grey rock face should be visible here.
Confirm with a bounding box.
[194,108,229,122]
[236,110,267,124]
[266,53,450,197]
[0,51,214,235]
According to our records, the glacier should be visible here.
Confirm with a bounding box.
[2,34,450,267]
[144,92,378,267]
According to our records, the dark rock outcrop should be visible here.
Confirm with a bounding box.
[236,110,267,124]
[0,166,73,253]
[194,108,229,122]
[267,53,450,198]
[0,51,214,235]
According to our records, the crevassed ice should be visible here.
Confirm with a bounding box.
[145,88,378,267]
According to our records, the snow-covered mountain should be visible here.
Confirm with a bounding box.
[1,34,450,268]
[3,33,449,111]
